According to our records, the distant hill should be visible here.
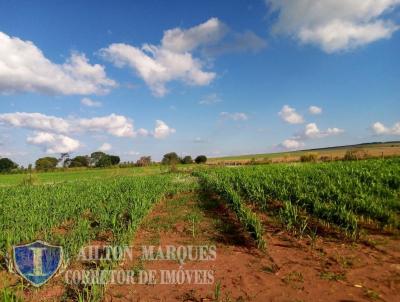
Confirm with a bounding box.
[208,141,400,163]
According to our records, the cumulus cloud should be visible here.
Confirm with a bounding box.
[220,112,248,121]
[161,18,228,53]
[153,120,176,139]
[199,93,222,105]
[78,114,140,138]
[100,42,215,97]
[0,112,70,133]
[371,121,400,135]
[301,123,344,139]
[278,105,304,124]
[280,139,305,150]
[27,132,80,154]
[100,18,265,96]
[309,105,322,115]
[81,97,102,107]
[0,112,176,153]
[0,32,116,95]
[267,0,400,53]
[281,122,344,149]
[98,142,112,152]
[0,112,147,138]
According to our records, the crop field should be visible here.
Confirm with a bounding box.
[0,166,165,187]
[196,158,400,237]
[0,158,399,301]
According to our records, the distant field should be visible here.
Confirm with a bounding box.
[0,165,164,186]
[208,141,400,164]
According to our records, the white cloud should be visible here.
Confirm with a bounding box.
[98,143,112,152]
[161,17,228,53]
[0,111,177,152]
[199,93,222,105]
[0,112,70,133]
[371,121,400,135]
[220,112,248,121]
[281,122,344,149]
[78,114,139,138]
[27,132,80,154]
[278,105,304,124]
[267,0,400,53]
[301,122,344,139]
[281,139,305,149]
[100,42,215,97]
[0,32,116,95]
[1,112,177,154]
[309,105,322,115]
[100,18,265,96]
[81,97,102,107]
[153,120,176,139]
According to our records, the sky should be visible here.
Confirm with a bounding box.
[0,0,399,166]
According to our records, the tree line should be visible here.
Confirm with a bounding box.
[0,152,207,173]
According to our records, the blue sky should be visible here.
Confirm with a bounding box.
[0,0,399,166]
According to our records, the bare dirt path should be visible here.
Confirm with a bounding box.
[104,193,400,302]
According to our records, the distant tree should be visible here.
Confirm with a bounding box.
[96,155,112,167]
[136,156,152,167]
[69,155,90,167]
[162,152,180,165]
[195,155,207,164]
[58,153,70,167]
[35,157,58,171]
[0,158,18,172]
[90,151,107,166]
[109,155,120,165]
[181,155,193,164]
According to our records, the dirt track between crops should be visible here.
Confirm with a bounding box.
[104,193,400,302]
[1,192,399,301]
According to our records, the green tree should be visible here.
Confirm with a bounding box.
[0,158,18,172]
[69,155,90,167]
[109,155,120,165]
[96,155,112,167]
[35,157,58,171]
[181,155,193,164]
[161,152,180,165]
[136,156,152,167]
[90,152,107,166]
[195,155,207,164]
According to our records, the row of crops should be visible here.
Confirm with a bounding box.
[1,158,399,258]
[0,174,197,260]
[195,158,400,238]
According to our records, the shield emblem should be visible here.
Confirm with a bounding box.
[13,240,63,287]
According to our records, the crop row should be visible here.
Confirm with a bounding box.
[195,158,400,236]
[0,174,197,260]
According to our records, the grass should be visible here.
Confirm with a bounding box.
[320,271,346,281]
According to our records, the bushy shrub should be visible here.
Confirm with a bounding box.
[181,156,193,164]
[195,155,207,164]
